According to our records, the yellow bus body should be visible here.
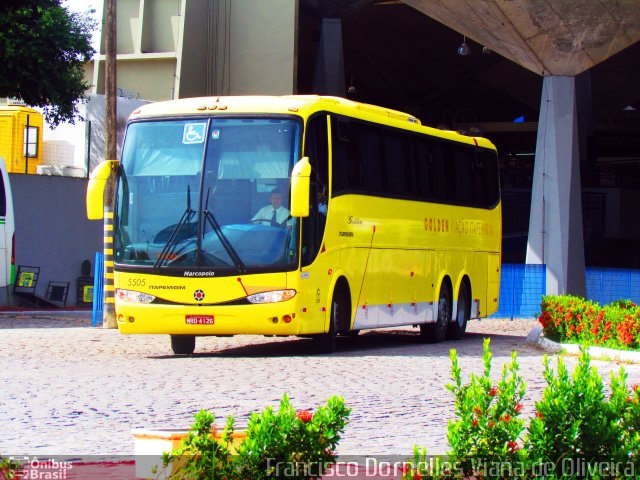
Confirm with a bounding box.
[93,96,500,347]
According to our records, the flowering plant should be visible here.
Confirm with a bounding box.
[160,394,350,480]
[403,339,527,480]
[0,456,23,480]
[403,341,640,479]
[446,338,527,476]
[539,295,640,349]
[526,348,640,476]
[236,394,350,480]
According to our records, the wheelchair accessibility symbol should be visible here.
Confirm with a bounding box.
[182,123,206,144]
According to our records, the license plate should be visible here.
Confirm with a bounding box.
[185,315,214,325]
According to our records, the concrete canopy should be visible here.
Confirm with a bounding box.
[301,0,640,295]
[402,0,640,75]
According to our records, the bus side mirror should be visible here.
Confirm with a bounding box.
[290,157,311,218]
[86,160,119,220]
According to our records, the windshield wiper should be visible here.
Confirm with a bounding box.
[201,188,246,272]
[154,186,195,269]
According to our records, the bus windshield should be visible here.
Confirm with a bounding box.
[114,117,302,272]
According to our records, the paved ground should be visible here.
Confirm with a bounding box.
[2,311,640,459]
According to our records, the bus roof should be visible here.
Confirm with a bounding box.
[129,95,496,150]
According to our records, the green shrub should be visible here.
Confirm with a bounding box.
[404,342,640,480]
[526,348,640,477]
[0,456,23,480]
[403,339,527,480]
[235,394,350,480]
[161,394,351,480]
[446,338,526,476]
[160,410,237,480]
[539,295,640,350]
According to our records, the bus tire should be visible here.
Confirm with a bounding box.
[448,281,470,340]
[170,335,196,355]
[312,311,336,353]
[313,281,349,353]
[342,329,360,337]
[420,283,451,343]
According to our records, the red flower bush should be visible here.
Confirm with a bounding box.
[402,342,640,480]
[539,295,640,350]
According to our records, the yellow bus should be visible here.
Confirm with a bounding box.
[87,96,501,354]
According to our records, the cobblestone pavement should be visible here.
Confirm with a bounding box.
[3,311,640,458]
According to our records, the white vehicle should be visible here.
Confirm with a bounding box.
[0,156,15,304]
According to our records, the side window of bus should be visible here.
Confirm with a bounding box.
[454,147,473,205]
[331,117,354,194]
[430,142,454,202]
[480,150,500,207]
[470,151,487,206]
[302,115,330,266]
[415,139,432,200]
[383,130,409,196]
[305,115,329,190]
[356,124,382,192]
[404,136,418,196]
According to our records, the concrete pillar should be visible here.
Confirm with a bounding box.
[312,18,346,96]
[526,75,586,296]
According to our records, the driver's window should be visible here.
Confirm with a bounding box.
[302,115,329,267]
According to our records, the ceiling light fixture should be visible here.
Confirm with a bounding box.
[482,46,492,54]
[457,35,471,56]
[347,76,356,95]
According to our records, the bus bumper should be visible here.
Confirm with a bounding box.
[115,301,301,336]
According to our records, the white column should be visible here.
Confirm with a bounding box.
[526,75,586,296]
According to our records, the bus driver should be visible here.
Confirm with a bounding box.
[252,188,291,228]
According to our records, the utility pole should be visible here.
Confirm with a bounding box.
[103,0,117,328]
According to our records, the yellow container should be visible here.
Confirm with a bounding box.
[132,427,246,478]
[0,105,44,174]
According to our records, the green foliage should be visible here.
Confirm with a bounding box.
[0,0,96,126]
[539,295,640,350]
[526,348,640,477]
[236,394,350,480]
[402,445,450,480]
[446,338,527,477]
[404,341,640,479]
[160,410,237,480]
[0,455,23,480]
[161,394,351,480]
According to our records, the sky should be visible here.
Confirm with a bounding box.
[62,0,104,50]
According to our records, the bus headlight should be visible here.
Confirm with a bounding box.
[116,289,156,304]
[246,290,296,304]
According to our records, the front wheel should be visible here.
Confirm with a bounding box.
[170,335,195,355]
[420,283,451,343]
[312,298,337,354]
[313,284,349,353]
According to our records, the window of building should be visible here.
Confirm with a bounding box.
[23,126,38,158]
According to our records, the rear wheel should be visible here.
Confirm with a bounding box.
[448,282,470,340]
[420,283,451,343]
[170,335,195,355]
